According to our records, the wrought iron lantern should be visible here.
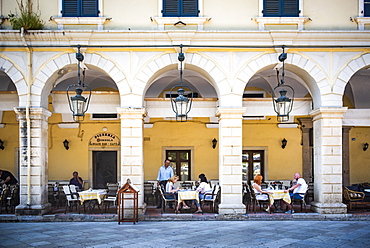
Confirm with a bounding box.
[66,45,91,122]
[272,46,294,122]
[170,44,193,122]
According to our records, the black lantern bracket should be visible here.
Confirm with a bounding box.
[272,45,295,123]
[170,44,194,122]
[66,45,92,122]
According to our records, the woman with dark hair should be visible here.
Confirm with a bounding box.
[196,174,212,199]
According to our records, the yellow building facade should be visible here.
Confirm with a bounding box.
[0,0,369,215]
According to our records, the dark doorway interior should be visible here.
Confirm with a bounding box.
[93,151,117,188]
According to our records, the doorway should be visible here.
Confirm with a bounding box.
[166,150,191,181]
[92,151,117,188]
[242,150,264,182]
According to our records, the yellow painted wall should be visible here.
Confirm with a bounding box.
[349,127,370,184]
[143,118,219,181]
[243,117,302,181]
[47,113,120,184]
[0,111,19,177]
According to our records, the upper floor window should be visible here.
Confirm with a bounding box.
[62,0,99,17]
[365,1,370,16]
[162,0,199,17]
[263,0,299,17]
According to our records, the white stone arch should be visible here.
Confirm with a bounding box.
[134,52,229,107]
[0,55,27,106]
[35,52,130,109]
[334,53,370,99]
[235,52,330,109]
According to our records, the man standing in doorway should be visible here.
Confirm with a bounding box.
[156,159,174,208]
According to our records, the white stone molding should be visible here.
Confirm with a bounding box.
[216,107,246,215]
[35,52,129,109]
[117,107,146,211]
[14,107,52,215]
[52,17,110,30]
[235,52,325,108]
[309,107,348,214]
[254,17,310,31]
[0,56,26,106]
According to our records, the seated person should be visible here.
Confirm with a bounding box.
[69,171,83,191]
[0,169,18,186]
[252,174,272,212]
[284,172,308,213]
[166,176,193,213]
[196,174,212,200]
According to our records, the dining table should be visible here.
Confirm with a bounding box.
[178,190,199,203]
[263,189,291,206]
[78,189,107,213]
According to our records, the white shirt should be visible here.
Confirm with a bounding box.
[293,178,308,194]
[197,182,211,194]
[166,181,174,193]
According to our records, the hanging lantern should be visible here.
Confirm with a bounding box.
[272,46,294,122]
[66,45,91,122]
[170,44,193,122]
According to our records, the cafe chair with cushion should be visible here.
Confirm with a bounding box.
[158,184,178,214]
[342,186,365,211]
[243,183,254,212]
[62,185,81,214]
[201,184,220,213]
[106,182,119,197]
[103,193,117,213]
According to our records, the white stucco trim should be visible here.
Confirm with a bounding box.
[254,17,310,31]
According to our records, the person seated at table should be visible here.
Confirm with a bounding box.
[252,174,273,212]
[166,176,192,212]
[69,171,83,191]
[284,172,308,214]
[196,174,212,200]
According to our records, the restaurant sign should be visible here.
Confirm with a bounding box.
[89,132,120,147]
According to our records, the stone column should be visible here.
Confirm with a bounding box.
[342,126,352,187]
[298,117,313,182]
[117,107,146,215]
[216,107,246,215]
[309,107,347,214]
[14,107,52,215]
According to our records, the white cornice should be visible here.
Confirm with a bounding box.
[0,30,370,47]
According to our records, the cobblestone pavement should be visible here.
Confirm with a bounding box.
[1,220,369,248]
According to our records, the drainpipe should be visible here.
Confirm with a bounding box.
[20,27,32,206]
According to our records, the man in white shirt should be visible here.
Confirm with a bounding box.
[287,172,308,199]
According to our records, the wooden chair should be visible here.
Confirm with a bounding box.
[103,193,117,212]
[343,186,365,211]
[0,186,10,214]
[144,182,155,205]
[290,192,307,213]
[251,189,271,214]
[158,184,177,214]
[201,184,220,213]
[62,185,81,214]
[243,183,254,212]
[6,185,19,213]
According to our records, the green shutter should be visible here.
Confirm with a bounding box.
[264,0,298,17]
[263,0,280,17]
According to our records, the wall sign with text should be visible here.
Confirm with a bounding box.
[89,132,120,146]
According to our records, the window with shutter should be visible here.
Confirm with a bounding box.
[63,0,98,17]
[163,0,198,17]
[263,0,298,17]
[365,1,370,17]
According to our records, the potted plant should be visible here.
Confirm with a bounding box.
[8,0,44,30]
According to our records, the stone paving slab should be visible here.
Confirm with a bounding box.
[0,221,369,247]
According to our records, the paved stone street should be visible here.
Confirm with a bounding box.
[0,220,369,248]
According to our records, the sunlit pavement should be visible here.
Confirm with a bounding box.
[1,220,370,247]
